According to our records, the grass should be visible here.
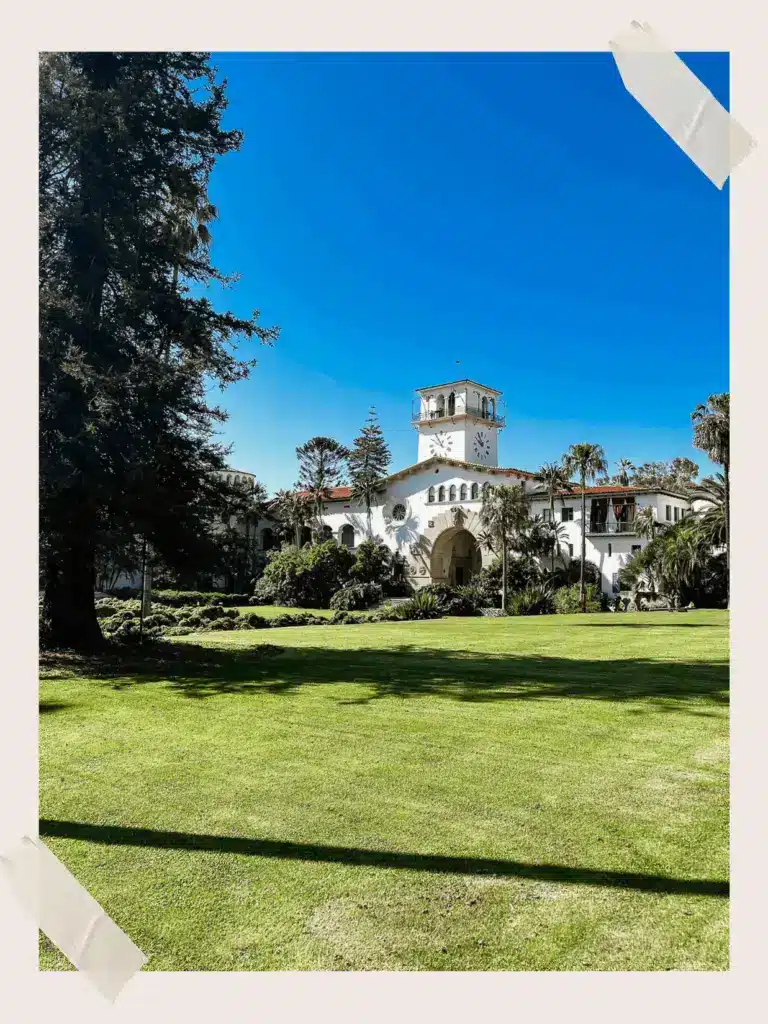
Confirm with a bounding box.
[39,609,729,971]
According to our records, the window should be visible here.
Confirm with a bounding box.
[481,396,488,418]
[428,486,435,503]
[608,543,612,557]
[632,544,642,554]
[299,526,312,546]
[340,524,355,549]
[436,394,446,417]
[674,506,679,522]
[321,525,333,541]
[447,391,456,416]
[665,505,672,521]
[612,571,620,594]
[261,528,275,551]
[482,482,491,498]
[459,483,467,500]
[561,507,574,522]
[567,543,574,558]
[391,503,406,521]
[449,485,457,501]
[471,483,479,500]
[438,485,446,502]
[542,509,552,522]
[489,398,496,420]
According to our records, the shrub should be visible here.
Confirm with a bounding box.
[254,541,355,608]
[392,592,441,620]
[164,625,197,636]
[206,617,237,631]
[143,611,178,629]
[507,586,554,616]
[348,540,392,586]
[198,605,227,622]
[553,583,603,614]
[153,590,250,608]
[243,612,270,629]
[329,610,363,625]
[552,559,601,589]
[330,582,383,611]
[419,583,457,606]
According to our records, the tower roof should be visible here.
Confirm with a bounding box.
[414,379,502,396]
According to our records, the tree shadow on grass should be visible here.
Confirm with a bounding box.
[38,818,728,897]
[40,642,729,709]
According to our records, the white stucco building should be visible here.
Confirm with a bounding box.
[248,379,694,597]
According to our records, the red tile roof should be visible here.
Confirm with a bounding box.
[299,486,352,501]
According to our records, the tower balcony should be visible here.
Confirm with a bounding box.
[412,401,506,428]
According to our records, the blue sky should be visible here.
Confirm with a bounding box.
[203,52,729,489]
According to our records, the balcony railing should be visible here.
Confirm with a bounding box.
[588,520,637,535]
[411,403,506,427]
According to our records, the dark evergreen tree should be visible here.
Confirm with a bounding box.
[39,52,278,647]
[347,408,391,537]
[294,437,349,536]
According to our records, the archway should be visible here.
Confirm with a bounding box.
[429,527,482,586]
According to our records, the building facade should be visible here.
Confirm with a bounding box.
[249,379,693,597]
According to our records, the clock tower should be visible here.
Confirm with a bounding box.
[412,380,505,466]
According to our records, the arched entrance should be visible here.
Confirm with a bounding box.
[430,527,482,586]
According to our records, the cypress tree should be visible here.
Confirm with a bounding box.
[39,52,278,647]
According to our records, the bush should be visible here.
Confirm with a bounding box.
[330,582,383,611]
[143,611,178,629]
[152,590,250,608]
[507,586,554,616]
[164,625,197,636]
[552,559,601,589]
[553,583,603,614]
[392,591,441,620]
[198,605,227,622]
[243,612,270,629]
[271,612,327,627]
[329,610,363,625]
[254,541,355,608]
[206,617,237,631]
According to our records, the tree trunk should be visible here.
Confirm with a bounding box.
[580,474,587,611]
[723,461,730,609]
[550,493,555,573]
[42,542,103,649]
[501,533,508,612]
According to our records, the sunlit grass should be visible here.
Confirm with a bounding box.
[39,610,729,971]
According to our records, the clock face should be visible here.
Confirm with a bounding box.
[473,430,490,462]
[429,430,453,457]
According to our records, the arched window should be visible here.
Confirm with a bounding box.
[481,396,488,419]
[438,485,446,502]
[300,526,312,546]
[340,524,355,549]
[321,525,333,541]
[482,482,491,499]
[436,394,446,417]
[261,528,274,551]
[447,391,456,416]
[489,399,495,420]
[460,483,467,500]
[449,484,457,501]
[428,486,435,503]
[471,483,479,500]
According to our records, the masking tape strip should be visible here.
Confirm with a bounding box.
[0,835,147,1001]
[610,20,756,188]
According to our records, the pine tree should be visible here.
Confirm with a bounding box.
[39,53,278,647]
[347,408,392,538]
[295,437,349,536]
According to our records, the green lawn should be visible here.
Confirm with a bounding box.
[39,610,729,971]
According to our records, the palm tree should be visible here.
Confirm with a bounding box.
[615,458,635,486]
[634,505,658,540]
[479,484,529,611]
[532,462,573,570]
[271,489,311,546]
[563,443,608,611]
[692,393,729,606]
[691,473,727,549]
